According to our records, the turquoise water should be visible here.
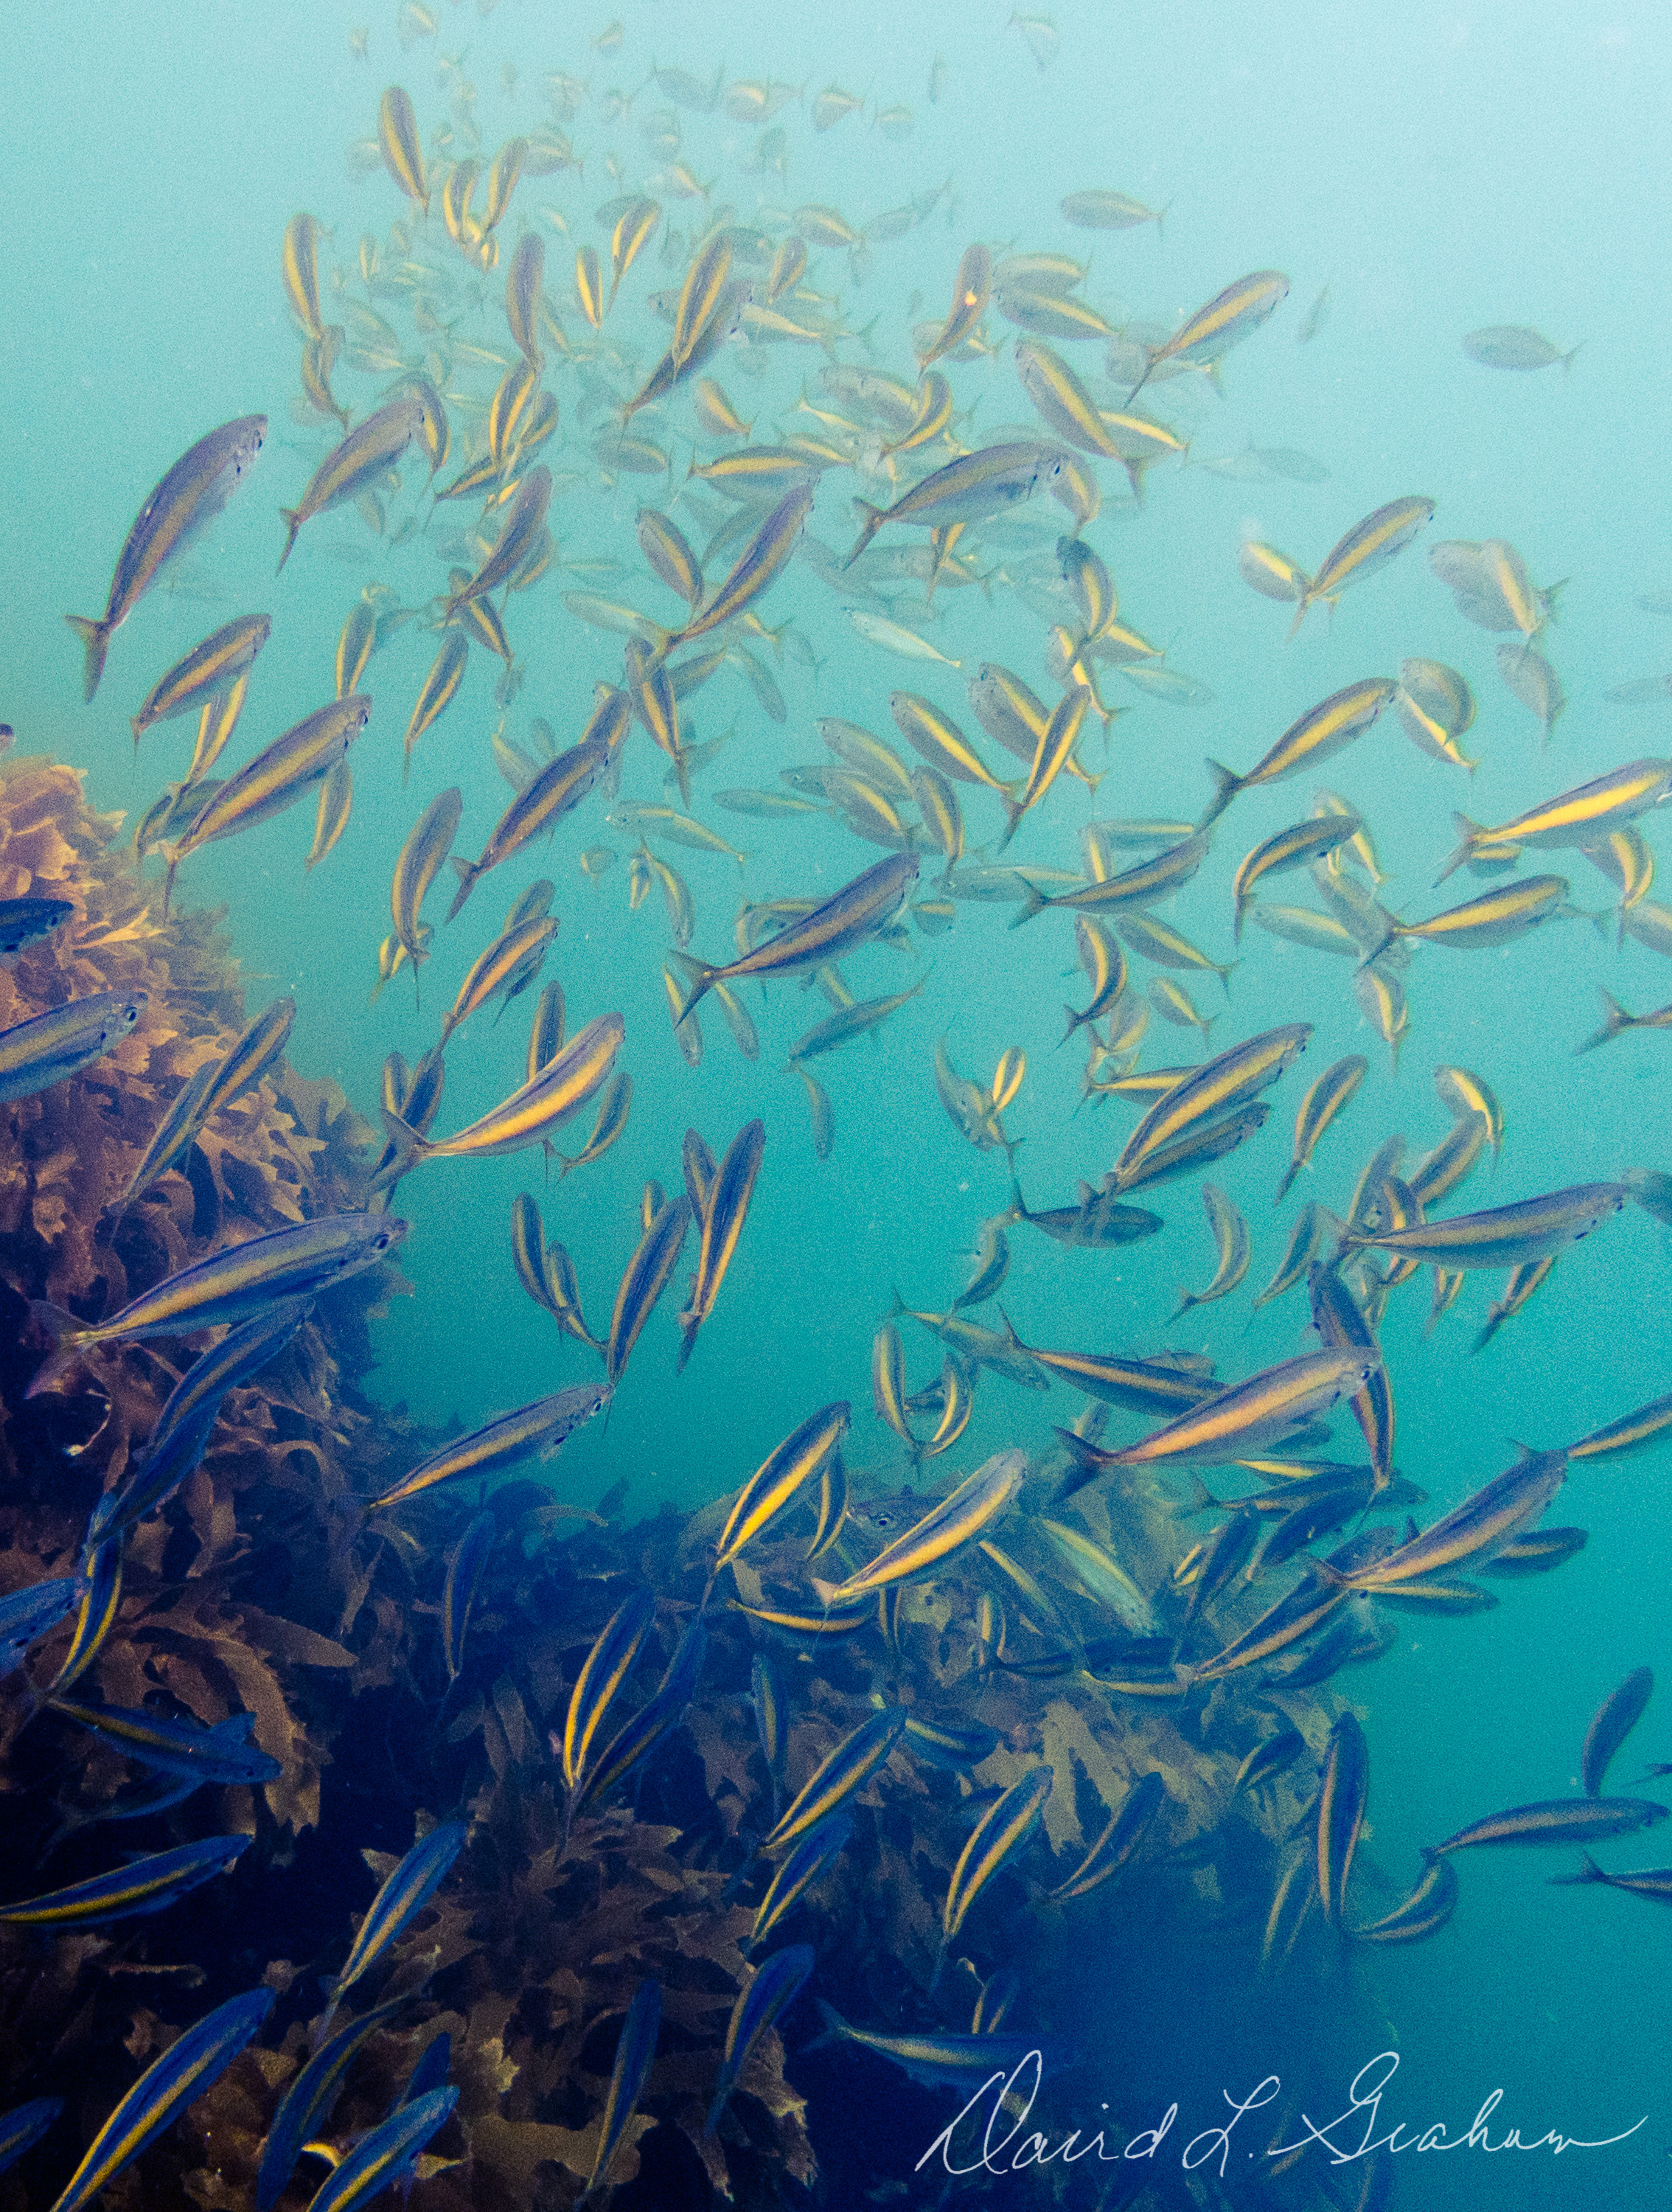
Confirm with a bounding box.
[5,1,1672,2202]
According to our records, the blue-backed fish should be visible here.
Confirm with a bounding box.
[46,1991,273,2212]
[0,1835,251,1927]
[0,990,147,1107]
[705,1945,815,2136]
[67,417,266,698]
[369,1384,608,1512]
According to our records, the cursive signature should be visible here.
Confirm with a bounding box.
[915,2049,1645,2180]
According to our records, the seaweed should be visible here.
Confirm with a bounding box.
[0,753,1382,2211]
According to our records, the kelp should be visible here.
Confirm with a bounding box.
[0,751,1375,2210]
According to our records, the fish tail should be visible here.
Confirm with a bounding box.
[1433,814,1482,888]
[445,856,480,922]
[1166,1288,1194,1324]
[1561,342,1584,376]
[672,960,716,1027]
[675,1313,698,1371]
[1216,959,1239,1003]
[1058,1003,1085,1048]
[995,796,1026,853]
[1549,1851,1607,1886]
[276,509,302,572]
[1356,914,1398,971]
[369,1106,424,1192]
[158,850,181,923]
[841,502,885,571]
[1577,988,1631,1054]
[65,614,111,703]
[1285,591,1313,644]
[24,1303,92,1398]
[1007,880,1050,931]
[1052,1428,1109,1504]
[1198,760,1240,829]
[1274,1158,1300,1204]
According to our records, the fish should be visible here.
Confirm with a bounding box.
[1233,814,1362,940]
[809,2003,1075,2087]
[0,2101,63,2180]
[678,1119,765,1368]
[1336,1448,1568,1593]
[44,1700,281,1787]
[300,2087,459,2212]
[1427,1798,1669,1854]
[0,897,74,961]
[376,1012,624,1178]
[0,990,147,1107]
[1128,270,1290,400]
[1582,1667,1654,1799]
[1048,1769,1167,1901]
[437,913,557,1043]
[607,1195,693,1382]
[447,740,609,919]
[938,1765,1053,1969]
[675,853,918,1023]
[559,1588,659,1795]
[1348,1857,1458,1944]
[1057,1348,1377,1502]
[0,1835,252,1927]
[1286,496,1435,639]
[1171,1182,1250,1318]
[1108,1023,1311,1192]
[1308,1262,1394,1489]
[1317,1711,1368,1924]
[391,785,463,979]
[749,1811,852,1953]
[844,442,1066,567]
[1342,1181,1627,1270]
[130,614,272,744]
[1276,1054,1367,1202]
[368,1383,610,1511]
[761,1706,908,1854]
[705,1946,815,2136]
[441,1510,496,1681]
[1061,189,1166,232]
[588,1981,662,2194]
[1013,832,1212,926]
[812,1450,1025,1604]
[160,695,373,914]
[43,1987,274,2212]
[67,415,267,698]
[1567,1391,1672,1466]
[714,1402,851,1573]
[277,394,422,570]
[28,1212,403,1396]
[1436,759,1672,884]
[1463,325,1581,372]
[321,1822,467,2036]
[1202,682,1395,825]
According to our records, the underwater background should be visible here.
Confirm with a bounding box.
[2,0,1671,2206]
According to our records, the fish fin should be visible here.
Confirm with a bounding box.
[276,510,303,572]
[24,1303,91,1399]
[1548,1851,1606,1885]
[65,615,111,703]
[1166,1288,1195,1324]
[672,958,716,1026]
[1006,878,1049,931]
[1576,987,1631,1054]
[1308,1557,1350,1591]
[809,1576,843,1606]
[675,1314,699,1371]
[1433,814,1482,888]
[1274,1159,1300,1204]
[841,501,885,570]
[445,858,481,922]
[805,2000,849,2053]
[1285,591,1313,644]
[1356,912,1399,970]
[1053,1427,1111,1503]
[369,1107,423,1193]
[1198,760,1239,830]
[1058,1003,1086,1047]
